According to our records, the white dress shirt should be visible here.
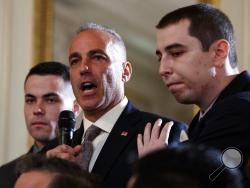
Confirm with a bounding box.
[82,97,128,172]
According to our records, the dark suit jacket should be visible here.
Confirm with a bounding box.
[0,146,35,188]
[72,101,187,188]
[188,71,250,162]
[0,102,186,188]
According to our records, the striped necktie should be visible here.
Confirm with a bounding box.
[76,125,102,170]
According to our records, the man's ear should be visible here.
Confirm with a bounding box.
[72,100,81,118]
[210,39,230,68]
[122,61,132,82]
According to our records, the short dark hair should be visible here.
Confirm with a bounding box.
[131,145,243,188]
[16,154,84,176]
[16,154,99,188]
[48,174,99,188]
[24,61,70,84]
[156,3,237,68]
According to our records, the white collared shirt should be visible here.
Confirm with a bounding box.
[82,97,128,172]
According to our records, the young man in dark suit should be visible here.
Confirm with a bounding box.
[0,62,80,188]
[138,3,250,170]
[47,23,187,188]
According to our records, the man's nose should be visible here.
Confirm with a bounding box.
[80,58,90,75]
[33,101,45,115]
[159,58,173,76]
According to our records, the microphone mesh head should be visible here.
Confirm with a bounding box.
[58,110,76,129]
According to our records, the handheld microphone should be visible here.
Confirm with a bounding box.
[58,110,76,145]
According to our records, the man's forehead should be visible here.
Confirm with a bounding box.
[157,19,190,37]
[69,30,125,61]
[25,92,60,99]
[69,31,112,54]
[156,19,194,49]
[26,75,63,83]
[25,75,65,92]
[72,30,114,44]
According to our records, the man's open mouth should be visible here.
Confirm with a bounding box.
[80,82,97,91]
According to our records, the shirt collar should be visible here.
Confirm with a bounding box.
[83,97,128,133]
[199,97,217,120]
[31,143,43,153]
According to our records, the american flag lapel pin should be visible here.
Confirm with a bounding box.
[121,131,128,137]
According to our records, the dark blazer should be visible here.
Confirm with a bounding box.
[188,71,250,161]
[0,146,35,188]
[0,102,186,188]
[72,101,187,188]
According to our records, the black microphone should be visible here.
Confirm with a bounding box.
[58,110,76,145]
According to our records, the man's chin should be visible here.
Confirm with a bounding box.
[80,101,103,111]
[33,135,55,143]
[175,96,194,105]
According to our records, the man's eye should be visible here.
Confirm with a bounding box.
[69,57,80,65]
[156,55,162,62]
[91,53,107,61]
[46,98,57,104]
[25,98,34,104]
[171,51,184,57]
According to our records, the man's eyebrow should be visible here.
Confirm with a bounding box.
[87,49,110,61]
[165,43,186,51]
[43,93,59,98]
[25,94,35,98]
[69,49,109,60]
[87,49,108,56]
[156,43,186,55]
[69,52,81,61]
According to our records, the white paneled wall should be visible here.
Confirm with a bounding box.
[221,0,250,71]
[0,0,33,165]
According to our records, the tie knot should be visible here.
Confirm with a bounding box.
[84,125,102,142]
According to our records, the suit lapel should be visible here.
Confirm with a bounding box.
[188,106,217,142]
[188,112,200,141]
[92,102,141,179]
[72,121,84,146]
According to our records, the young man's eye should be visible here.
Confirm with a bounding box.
[155,51,162,62]
[46,98,58,104]
[156,55,162,62]
[25,98,34,104]
[171,51,184,57]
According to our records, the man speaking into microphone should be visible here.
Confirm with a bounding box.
[46,23,187,188]
[0,62,80,188]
